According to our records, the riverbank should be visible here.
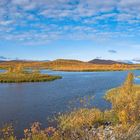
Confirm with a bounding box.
[0,73,140,139]
[57,73,140,139]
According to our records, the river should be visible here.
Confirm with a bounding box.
[0,70,140,137]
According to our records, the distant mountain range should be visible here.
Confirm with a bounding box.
[88,59,132,65]
[0,58,134,65]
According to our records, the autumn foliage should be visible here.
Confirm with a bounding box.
[0,59,139,72]
[106,72,140,125]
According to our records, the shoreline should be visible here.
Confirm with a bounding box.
[0,73,62,83]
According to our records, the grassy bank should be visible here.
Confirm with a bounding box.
[56,73,140,139]
[0,73,61,83]
[0,66,61,83]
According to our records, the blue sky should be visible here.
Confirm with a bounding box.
[0,0,140,62]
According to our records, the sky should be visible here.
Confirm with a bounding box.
[0,0,140,62]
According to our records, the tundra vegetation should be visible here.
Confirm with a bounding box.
[0,73,140,139]
[0,59,140,72]
[0,64,61,83]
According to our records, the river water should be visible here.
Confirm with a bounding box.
[0,69,140,136]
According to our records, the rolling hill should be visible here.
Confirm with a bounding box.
[88,59,127,65]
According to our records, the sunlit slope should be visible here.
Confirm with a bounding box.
[0,59,139,71]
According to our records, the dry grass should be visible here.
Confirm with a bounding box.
[0,73,61,83]
[58,108,103,131]
[0,59,139,72]
[0,65,61,83]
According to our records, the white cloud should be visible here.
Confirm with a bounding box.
[0,20,14,26]
[119,0,140,13]
[0,0,140,44]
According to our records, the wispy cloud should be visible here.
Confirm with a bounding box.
[108,50,117,54]
[0,0,140,45]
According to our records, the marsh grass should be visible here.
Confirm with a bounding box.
[0,65,61,83]
[58,108,103,131]
[56,73,140,139]
[105,73,140,125]
[0,73,61,83]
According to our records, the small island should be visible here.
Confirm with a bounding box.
[0,65,61,83]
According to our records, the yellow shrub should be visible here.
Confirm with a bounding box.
[58,108,103,130]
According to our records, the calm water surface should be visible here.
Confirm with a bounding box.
[0,69,140,136]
